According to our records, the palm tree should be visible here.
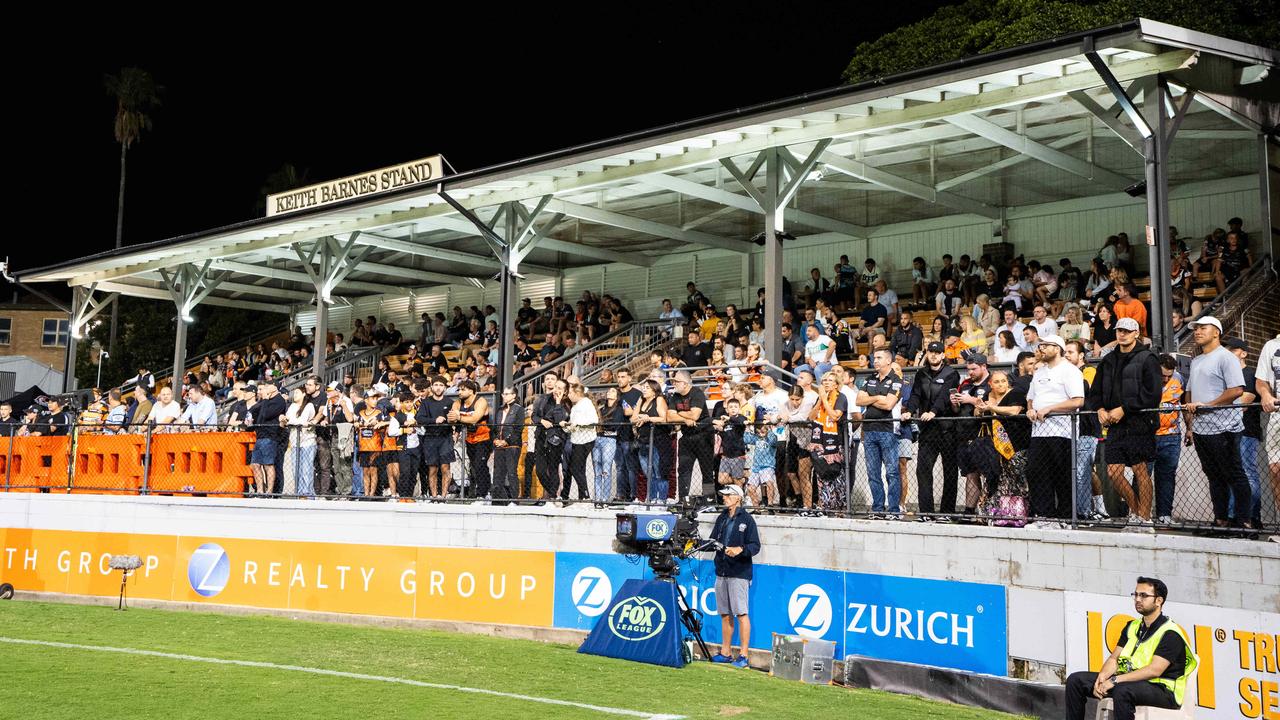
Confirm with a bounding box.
[104,68,162,355]
[255,163,311,215]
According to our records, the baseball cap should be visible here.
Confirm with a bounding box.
[1190,316,1223,333]
[719,485,744,498]
[1223,337,1249,351]
[1038,335,1067,351]
[327,381,342,391]
[372,382,390,395]
[964,351,988,365]
[1115,317,1141,332]
[926,341,945,353]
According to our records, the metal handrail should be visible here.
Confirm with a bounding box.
[1172,253,1273,347]
[579,318,685,384]
[511,320,646,394]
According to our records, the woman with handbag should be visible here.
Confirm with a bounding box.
[974,370,1031,525]
[536,379,570,502]
[632,379,672,503]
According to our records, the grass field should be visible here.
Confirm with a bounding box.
[0,601,1022,719]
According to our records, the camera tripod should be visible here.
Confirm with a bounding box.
[647,542,722,663]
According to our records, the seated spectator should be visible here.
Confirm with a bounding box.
[1028,260,1058,305]
[179,385,217,429]
[925,315,946,348]
[911,256,937,305]
[936,278,963,325]
[796,324,836,380]
[975,268,1001,303]
[1001,266,1032,312]
[891,310,924,366]
[994,330,1021,364]
[1029,303,1058,338]
[944,329,970,363]
[1214,230,1252,293]
[146,386,182,427]
[1059,303,1091,343]
[960,314,989,352]
[856,289,888,341]
[1112,283,1148,337]
[874,280,899,323]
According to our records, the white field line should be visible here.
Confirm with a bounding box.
[0,637,685,720]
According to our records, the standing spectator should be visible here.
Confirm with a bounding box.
[1183,317,1252,529]
[284,388,318,497]
[247,382,287,495]
[632,379,671,503]
[784,383,818,513]
[911,257,937,305]
[450,380,491,502]
[904,341,961,519]
[1066,340,1107,522]
[415,375,455,501]
[809,372,848,514]
[712,396,747,492]
[614,370,643,501]
[744,419,780,508]
[130,367,155,393]
[1025,336,1085,524]
[1152,354,1184,524]
[708,485,760,669]
[387,392,420,499]
[491,386,524,504]
[1226,337,1262,528]
[668,371,713,502]
[858,349,904,517]
[890,310,924,367]
[1255,334,1280,537]
[1091,318,1163,527]
[560,381,597,503]
[354,388,389,498]
[535,379,571,502]
[833,255,858,310]
[594,388,624,501]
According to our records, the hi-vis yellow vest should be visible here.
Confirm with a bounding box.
[1117,617,1199,706]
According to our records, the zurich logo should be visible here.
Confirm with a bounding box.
[788,583,833,638]
[571,567,613,618]
[607,596,667,642]
[645,518,669,539]
[187,543,230,598]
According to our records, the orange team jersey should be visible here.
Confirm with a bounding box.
[357,410,385,452]
[1156,376,1183,436]
[462,399,490,444]
[944,339,970,362]
[1113,298,1148,335]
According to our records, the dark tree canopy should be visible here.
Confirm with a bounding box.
[842,0,1279,83]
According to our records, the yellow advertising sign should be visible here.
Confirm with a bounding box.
[1,529,554,627]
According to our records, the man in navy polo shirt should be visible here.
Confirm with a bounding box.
[858,349,904,517]
[709,485,760,668]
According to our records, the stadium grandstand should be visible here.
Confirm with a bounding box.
[1,19,1276,720]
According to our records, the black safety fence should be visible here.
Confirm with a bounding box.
[1,408,1274,537]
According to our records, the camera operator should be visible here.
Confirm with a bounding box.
[709,485,760,668]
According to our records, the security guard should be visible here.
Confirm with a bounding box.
[1064,576,1198,720]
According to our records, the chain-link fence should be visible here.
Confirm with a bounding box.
[2,407,1274,537]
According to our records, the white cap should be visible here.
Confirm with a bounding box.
[719,485,744,498]
[1038,335,1067,351]
[1115,317,1141,332]
[372,382,391,395]
[1189,316,1222,333]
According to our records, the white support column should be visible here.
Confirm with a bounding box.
[293,235,374,378]
[158,262,227,398]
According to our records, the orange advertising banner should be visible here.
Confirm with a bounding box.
[0,528,555,627]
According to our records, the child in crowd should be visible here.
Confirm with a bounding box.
[713,397,747,490]
[745,421,781,507]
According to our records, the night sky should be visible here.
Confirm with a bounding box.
[11,3,958,282]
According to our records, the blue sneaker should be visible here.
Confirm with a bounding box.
[732,656,749,668]
[711,653,734,663]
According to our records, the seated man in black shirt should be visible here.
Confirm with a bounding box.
[682,329,711,371]
[1065,577,1196,720]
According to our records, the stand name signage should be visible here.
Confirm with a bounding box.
[266,155,444,216]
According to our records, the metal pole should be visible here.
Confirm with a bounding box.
[141,423,152,495]
[1070,413,1079,530]
[63,287,84,393]
[496,206,519,399]
[5,424,13,491]
[762,148,784,369]
[66,424,77,493]
[844,418,853,517]
[1144,76,1174,353]
[171,314,189,399]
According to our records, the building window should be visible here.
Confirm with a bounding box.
[0,317,10,345]
[42,318,69,347]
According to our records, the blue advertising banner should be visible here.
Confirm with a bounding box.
[577,578,688,668]
[554,552,1008,676]
[842,572,1007,676]
[553,552,646,630]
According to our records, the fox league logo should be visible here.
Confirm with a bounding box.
[788,584,833,638]
[570,567,613,618]
[187,543,230,598]
[607,596,667,642]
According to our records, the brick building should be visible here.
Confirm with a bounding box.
[0,299,71,371]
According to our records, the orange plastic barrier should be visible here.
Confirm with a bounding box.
[71,434,145,495]
[147,432,255,496]
[3,436,71,492]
